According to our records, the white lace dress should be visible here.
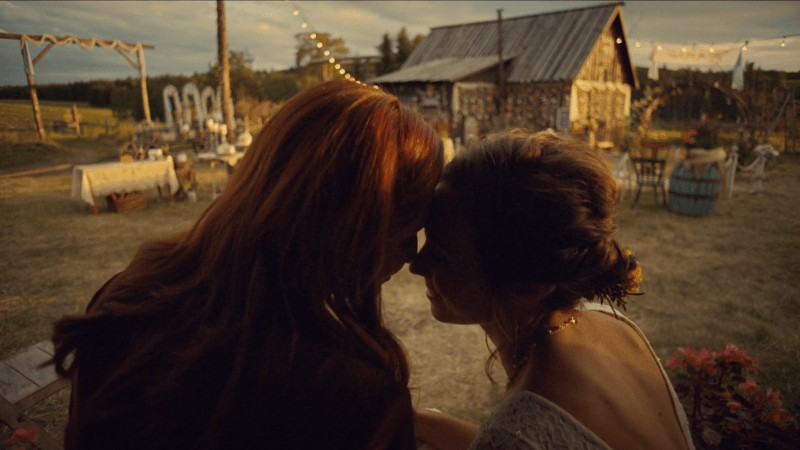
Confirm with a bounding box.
[469,302,695,450]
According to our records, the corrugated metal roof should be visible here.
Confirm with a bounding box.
[370,55,512,83]
[388,3,623,84]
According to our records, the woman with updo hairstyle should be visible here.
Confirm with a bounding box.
[51,80,443,450]
[411,131,695,450]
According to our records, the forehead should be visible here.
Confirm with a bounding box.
[426,182,475,242]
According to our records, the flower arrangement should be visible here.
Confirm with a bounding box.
[623,248,643,294]
[667,345,799,449]
[679,129,698,145]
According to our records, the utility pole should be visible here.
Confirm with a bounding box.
[217,0,234,143]
[497,9,505,112]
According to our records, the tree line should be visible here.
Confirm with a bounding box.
[0,27,423,122]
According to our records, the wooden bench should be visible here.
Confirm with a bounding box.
[1,341,69,450]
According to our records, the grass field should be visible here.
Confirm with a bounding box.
[1,101,799,446]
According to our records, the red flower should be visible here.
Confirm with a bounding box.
[666,353,684,369]
[715,344,757,368]
[739,377,760,396]
[727,401,743,412]
[766,388,783,407]
[11,428,37,444]
[695,347,715,374]
[764,408,792,427]
[679,347,697,366]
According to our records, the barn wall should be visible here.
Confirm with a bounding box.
[571,25,632,142]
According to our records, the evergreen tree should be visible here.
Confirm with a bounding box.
[396,28,414,67]
[376,33,395,76]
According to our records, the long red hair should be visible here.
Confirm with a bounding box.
[52,80,442,448]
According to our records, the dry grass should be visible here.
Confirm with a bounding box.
[1,131,798,445]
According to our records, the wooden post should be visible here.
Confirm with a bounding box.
[217,0,234,144]
[26,72,45,141]
[137,46,152,122]
[71,104,81,136]
[497,9,505,110]
[21,40,46,141]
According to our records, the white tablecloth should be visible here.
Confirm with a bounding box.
[196,151,246,167]
[71,156,180,206]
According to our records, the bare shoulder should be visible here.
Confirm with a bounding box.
[523,311,690,450]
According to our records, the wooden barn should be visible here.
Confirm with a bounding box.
[370,2,639,148]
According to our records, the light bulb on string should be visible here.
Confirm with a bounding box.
[657,45,662,50]
[616,37,622,44]
[329,57,335,63]
[316,42,323,48]
[335,63,341,69]
[339,69,345,74]
[324,50,330,56]
[310,33,316,39]
[301,23,307,28]
[742,41,748,51]
[781,38,786,47]
[293,10,299,15]
[635,41,641,48]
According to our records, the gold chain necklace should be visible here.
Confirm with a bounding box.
[546,315,578,335]
[508,315,578,387]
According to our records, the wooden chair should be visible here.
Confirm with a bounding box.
[1,341,69,450]
[630,140,671,208]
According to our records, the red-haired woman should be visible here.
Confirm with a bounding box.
[51,80,443,450]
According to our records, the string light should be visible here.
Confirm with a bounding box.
[616,37,622,44]
[636,33,798,62]
[289,2,361,83]
[635,41,641,48]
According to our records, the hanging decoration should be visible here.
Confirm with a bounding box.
[642,33,799,81]
[287,2,369,86]
[731,50,744,91]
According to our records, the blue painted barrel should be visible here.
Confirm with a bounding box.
[668,164,721,216]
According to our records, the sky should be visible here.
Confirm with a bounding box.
[0,1,798,87]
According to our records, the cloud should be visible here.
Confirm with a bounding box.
[1,1,797,87]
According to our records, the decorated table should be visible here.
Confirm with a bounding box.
[71,156,180,214]
[196,150,246,199]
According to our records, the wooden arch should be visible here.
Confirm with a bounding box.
[638,81,749,133]
[640,81,793,147]
[0,32,155,141]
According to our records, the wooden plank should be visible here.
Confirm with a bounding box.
[0,361,38,405]
[16,378,70,413]
[5,346,58,387]
[34,341,56,355]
